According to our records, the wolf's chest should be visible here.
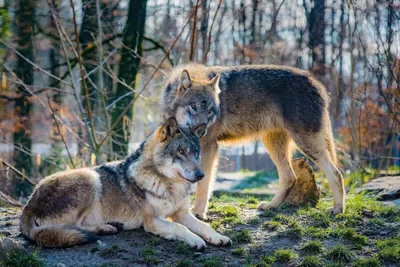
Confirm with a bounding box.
[146,193,189,217]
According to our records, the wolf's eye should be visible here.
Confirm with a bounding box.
[178,149,185,155]
[208,109,213,114]
[190,103,197,111]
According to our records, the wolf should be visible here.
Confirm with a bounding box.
[20,117,231,249]
[161,63,345,218]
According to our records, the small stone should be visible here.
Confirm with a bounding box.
[193,252,202,257]
[97,240,106,247]
[56,263,66,267]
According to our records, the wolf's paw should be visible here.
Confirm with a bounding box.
[205,234,232,247]
[257,202,276,211]
[97,224,118,235]
[185,234,207,251]
[328,205,344,215]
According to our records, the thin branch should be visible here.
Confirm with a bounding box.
[0,158,36,186]
[47,96,76,169]
[0,190,22,207]
[189,0,201,62]
[203,0,223,63]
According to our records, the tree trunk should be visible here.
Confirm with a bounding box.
[13,0,35,197]
[112,0,147,157]
[307,0,326,76]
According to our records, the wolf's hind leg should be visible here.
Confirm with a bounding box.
[192,140,219,219]
[291,130,345,214]
[258,130,296,211]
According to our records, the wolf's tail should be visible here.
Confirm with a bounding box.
[20,212,97,248]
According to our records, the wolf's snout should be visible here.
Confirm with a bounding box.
[195,170,205,180]
[192,123,207,137]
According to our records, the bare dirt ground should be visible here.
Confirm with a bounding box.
[1,173,400,267]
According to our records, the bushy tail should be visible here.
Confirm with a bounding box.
[20,212,97,248]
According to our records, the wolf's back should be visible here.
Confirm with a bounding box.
[20,211,97,248]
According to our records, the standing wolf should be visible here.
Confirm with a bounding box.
[162,63,345,218]
[20,118,231,249]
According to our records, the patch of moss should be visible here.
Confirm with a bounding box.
[5,249,45,267]
[260,210,276,218]
[300,240,323,254]
[298,256,323,267]
[273,249,297,263]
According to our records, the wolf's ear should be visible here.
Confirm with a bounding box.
[210,74,221,95]
[178,70,192,95]
[160,117,178,142]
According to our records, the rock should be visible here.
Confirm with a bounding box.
[286,158,320,206]
[56,263,66,267]
[361,176,400,201]
[0,236,25,264]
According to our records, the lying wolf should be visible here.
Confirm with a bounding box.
[20,118,231,249]
[162,63,345,218]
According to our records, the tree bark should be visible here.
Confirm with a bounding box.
[307,0,326,75]
[13,0,35,197]
[112,0,147,157]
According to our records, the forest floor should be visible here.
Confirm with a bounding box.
[0,172,399,267]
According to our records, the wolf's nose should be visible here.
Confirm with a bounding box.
[193,124,207,137]
[195,170,205,180]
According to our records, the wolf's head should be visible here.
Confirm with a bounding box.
[162,69,221,138]
[150,117,204,183]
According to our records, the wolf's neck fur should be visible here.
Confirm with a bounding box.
[123,141,190,200]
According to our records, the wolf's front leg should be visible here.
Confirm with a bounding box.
[193,140,219,219]
[172,210,231,246]
[143,216,206,251]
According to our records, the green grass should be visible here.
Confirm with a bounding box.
[300,240,323,254]
[325,244,354,263]
[331,227,368,245]
[209,204,239,217]
[260,210,276,218]
[231,247,247,257]
[202,256,223,267]
[273,249,297,263]
[90,247,99,253]
[279,222,305,239]
[305,226,331,239]
[272,214,293,224]
[298,256,323,267]
[262,221,282,231]
[175,242,190,255]
[247,216,260,225]
[230,229,253,243]
[140,247,160,265]
[351,257,381,267]
[176,259,193,267]
[376,237,400,262]
[5,249,45,267]
[233,171,276,191]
